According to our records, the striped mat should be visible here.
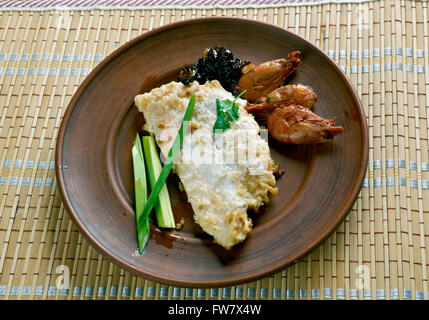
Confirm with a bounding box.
[0,0,428,300]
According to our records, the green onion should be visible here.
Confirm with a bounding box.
[131,133,150,253]
[136,94,196,253]
[142,135,175,229]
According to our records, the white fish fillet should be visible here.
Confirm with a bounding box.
[134,80,278,249]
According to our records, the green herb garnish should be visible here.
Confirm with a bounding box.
[213,90,246,133]
[132,133,149,253]
[136,95,196,253]
[142,135,175,229]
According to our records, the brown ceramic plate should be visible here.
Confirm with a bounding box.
[56,18,368,287]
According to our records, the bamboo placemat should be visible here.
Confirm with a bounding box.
[0,0,428,300]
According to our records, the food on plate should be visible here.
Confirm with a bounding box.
[178,47,341,144]
[178,45,250,93]
[267,105,344,144]
[177,46,301,103]
[142,135,175,229]
[134,95,196,253]
[132,134,149,252]
[134,80,278,249]
[235,51,301,102]
[255,84,318,109]
[133,45,344,252]
[244,84,318,123]
[212,90,247,133]
[244,103,279,124]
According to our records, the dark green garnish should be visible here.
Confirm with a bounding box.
[213,90,246,133]
[178,45,250,93]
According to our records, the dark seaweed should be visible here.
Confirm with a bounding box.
[178,45,250,93]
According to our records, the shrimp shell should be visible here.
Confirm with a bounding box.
[267,105,344,144]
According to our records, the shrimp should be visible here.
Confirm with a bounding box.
[267,105,344,144]
[236,51,301,102]
[256,83,318,109]
[245,103,279,123]
[246,83,319,122]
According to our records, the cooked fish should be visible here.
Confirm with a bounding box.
[134,80,278,249]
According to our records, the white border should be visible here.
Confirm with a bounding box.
[0,0,380,11]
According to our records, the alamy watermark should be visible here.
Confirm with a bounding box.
[55,264,70,292]
[158,124,270,176]
[355,3,370,31]
[355,265,371,290]
[52,8,73,30]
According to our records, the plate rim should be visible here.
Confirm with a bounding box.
[55,16,369,287]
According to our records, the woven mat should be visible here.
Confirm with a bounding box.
[0,0,428,300]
